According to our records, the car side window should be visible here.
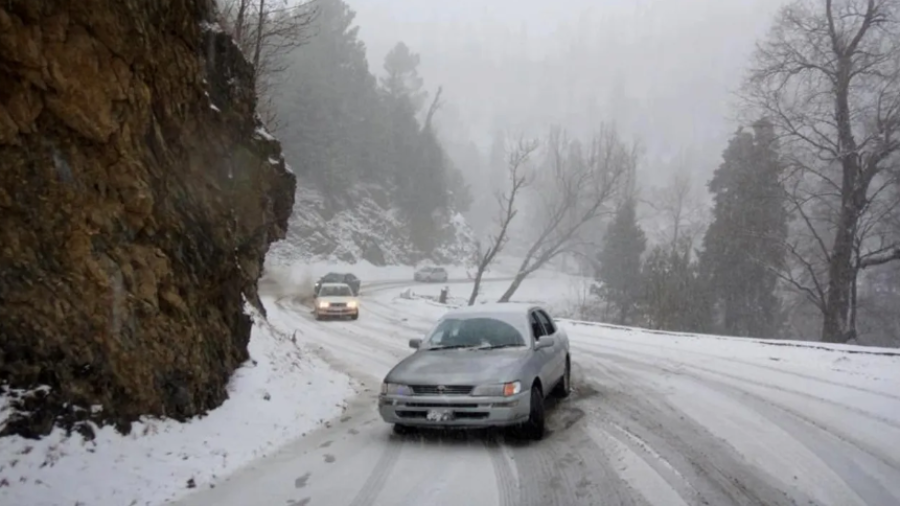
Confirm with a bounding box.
[536,310,556,335]
[529,311,547,339]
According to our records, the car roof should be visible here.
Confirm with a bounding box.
[444,302,542,318]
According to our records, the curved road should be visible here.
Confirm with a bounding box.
[172,278,900,506]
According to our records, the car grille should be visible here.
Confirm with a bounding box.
[410,385,473,395]
[404,402,479,408]
[396,411,488,420]
[329,302,347,308]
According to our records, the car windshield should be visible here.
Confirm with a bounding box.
[319,285,352,297]
[423,317,526,349]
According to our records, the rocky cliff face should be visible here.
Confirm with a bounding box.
[0,0,295,437]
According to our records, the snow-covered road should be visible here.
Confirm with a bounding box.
[171,277,900,506]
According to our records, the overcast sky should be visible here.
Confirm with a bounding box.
[345,0,787,187]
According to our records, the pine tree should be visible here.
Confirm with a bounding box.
[379,42,450,254]
[272,0,381,194]
[699,119,788,337]
[640,239,711,332]
[597,197,646,324]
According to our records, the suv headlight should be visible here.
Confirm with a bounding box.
[471,381,521,397]
[348,300,358,309]
[318,301,329,308]
[380,383,412,396]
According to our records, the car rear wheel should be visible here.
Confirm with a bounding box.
[554,357,571,398]
[519,385,545,440]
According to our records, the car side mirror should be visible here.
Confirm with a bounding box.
[408,338,422,349]
[535,336,555,350]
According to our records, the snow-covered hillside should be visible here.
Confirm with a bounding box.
[266,185,477,268]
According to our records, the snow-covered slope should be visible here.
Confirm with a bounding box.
[266,184,476,268]
[0,305,354,506]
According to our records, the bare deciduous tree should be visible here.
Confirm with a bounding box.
[217,0,318,126]
[643,169,707,252]
[467,138,538,306]
[744,0,900,342]
[497,126,636,302]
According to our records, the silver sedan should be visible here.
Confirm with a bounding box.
[378,303,571,440]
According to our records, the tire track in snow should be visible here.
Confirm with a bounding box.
[568,326,900,402]
[575,339,900,431]
[697,379,900,505]
[484,437,519,506]
[596,350,900,499]
[346,440,403,506]
[575,355,810,506]
[578,344,900,472]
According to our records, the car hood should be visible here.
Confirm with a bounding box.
[386,347,530,386]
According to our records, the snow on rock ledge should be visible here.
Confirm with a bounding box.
[0,307,353,506]
[266,184,477,268]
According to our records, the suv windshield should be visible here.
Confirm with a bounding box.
[319,285,353,297]
[423,317,526,349]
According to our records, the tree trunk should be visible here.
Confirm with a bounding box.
[498,272,527,302]
[468,269,484,306]
[618,299,627,325]
[235,0,249,44]
[251,0,266,81]
[822,209,855,343]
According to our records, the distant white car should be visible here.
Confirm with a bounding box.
[314,282,359,320]
[414,266,449,283]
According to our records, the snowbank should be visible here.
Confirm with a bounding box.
[0,307,353,506]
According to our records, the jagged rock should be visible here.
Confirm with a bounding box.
[0,0,295,438]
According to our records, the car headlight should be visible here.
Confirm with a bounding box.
[471,381,521,397]
[348,300,358,309]
[380,383,413,396]
[318,301,330,308]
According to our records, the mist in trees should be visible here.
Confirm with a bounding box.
[254,0,469,258]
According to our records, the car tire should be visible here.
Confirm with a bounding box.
[393,424,415,435]
[314,313,322,321]
[520,385,545,441]
[351,313,359,321]
[554,357,571,398]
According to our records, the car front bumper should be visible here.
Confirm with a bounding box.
[316,307,358,318]
[378,391,531,428]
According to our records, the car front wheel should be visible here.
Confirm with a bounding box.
[519,385,545,440]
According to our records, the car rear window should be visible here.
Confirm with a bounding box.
[424,317,526,348]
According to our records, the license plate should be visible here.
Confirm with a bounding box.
[426,409,454,422]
